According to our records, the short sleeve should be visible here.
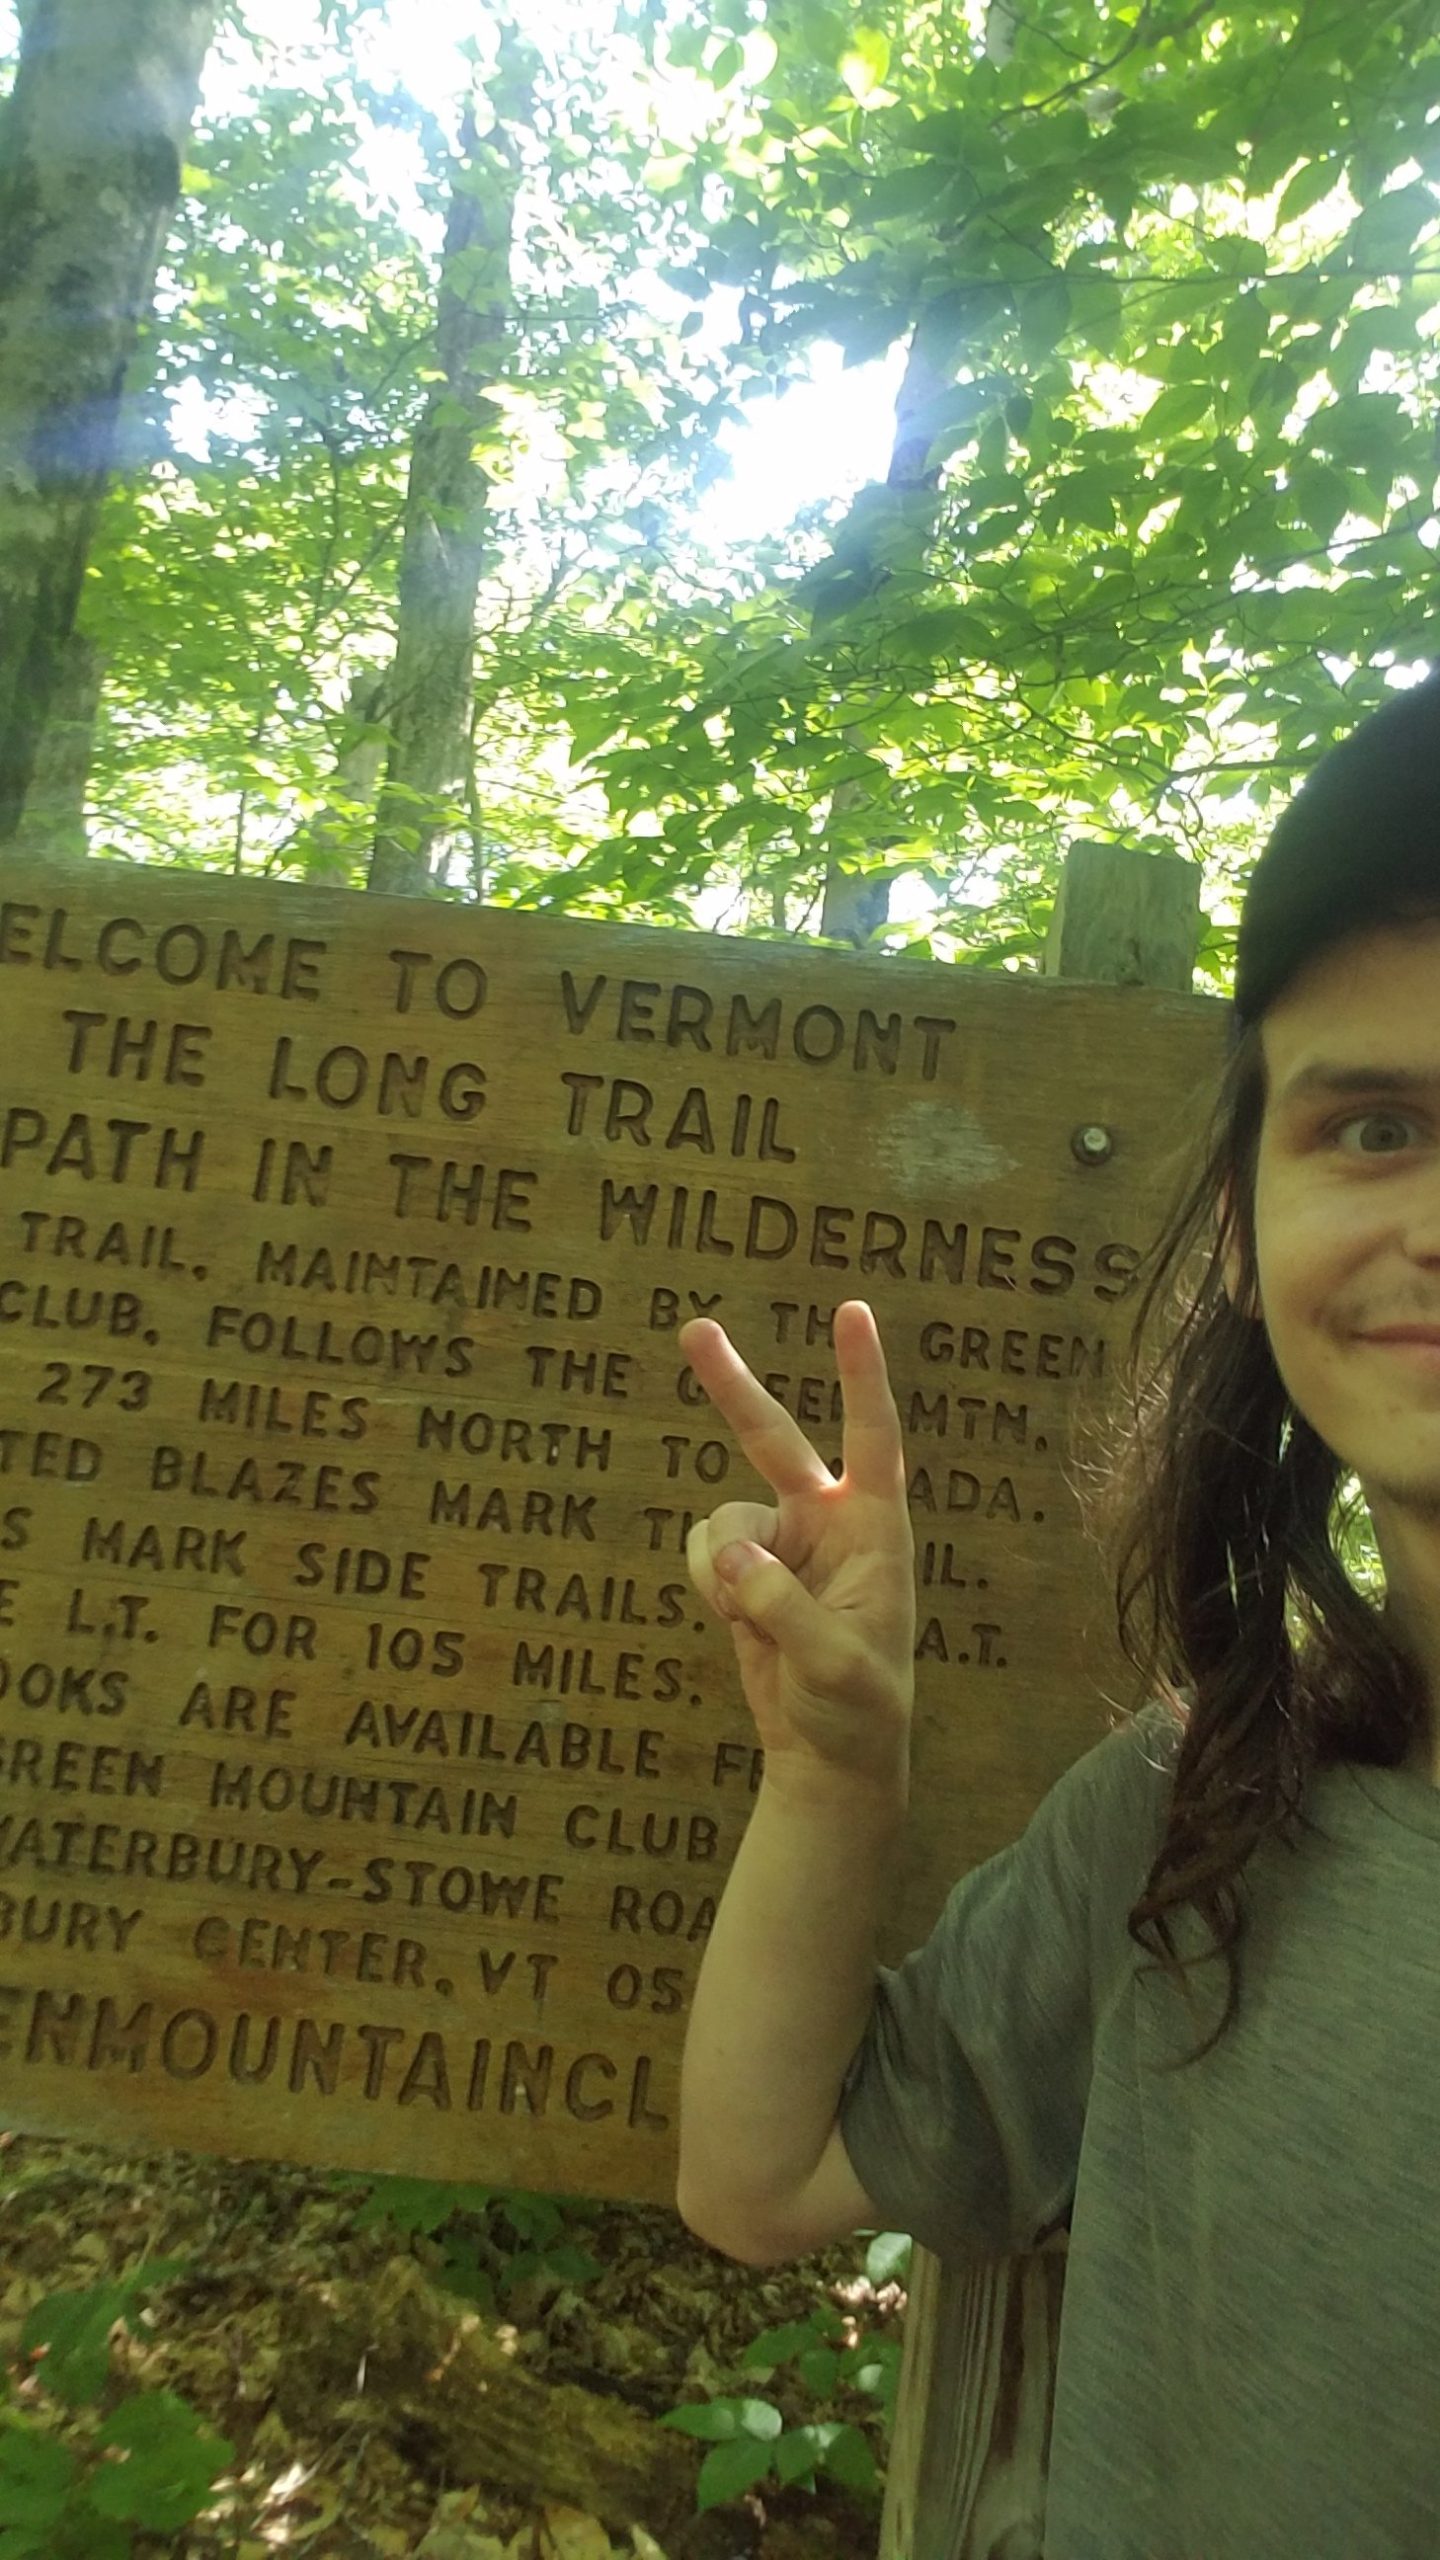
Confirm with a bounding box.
[837,1701,1178,2263]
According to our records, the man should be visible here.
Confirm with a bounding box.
[674,665,1440,2558]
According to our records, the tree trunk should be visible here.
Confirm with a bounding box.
[0,0,219,847]
[817,315,955,945]
[368,107,513,899]
[273,671,390,876]
[274,2255,698,2543]
[11,628,102,859]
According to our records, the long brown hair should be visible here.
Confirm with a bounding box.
[1079,987,1433,2072]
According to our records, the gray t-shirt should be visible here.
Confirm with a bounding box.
[838,1698,1440,2559]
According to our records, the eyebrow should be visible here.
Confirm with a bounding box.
[1275,1062,1440,1110]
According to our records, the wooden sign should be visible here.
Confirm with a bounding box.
[0,860,1225,2201]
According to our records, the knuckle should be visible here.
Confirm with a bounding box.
[684,1523,723,1607]
[707,1501,758,1544]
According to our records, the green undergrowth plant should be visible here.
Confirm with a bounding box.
[661,2231,911,2512]
[0,2258,233,2558]
[334,2174,603,2311]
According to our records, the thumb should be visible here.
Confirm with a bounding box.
[703,1539,863,1691]
[686,1501,778,1619]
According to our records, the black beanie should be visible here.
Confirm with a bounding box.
[1231,661,1440,1033]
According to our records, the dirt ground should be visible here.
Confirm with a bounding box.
[0,2131,906,2559]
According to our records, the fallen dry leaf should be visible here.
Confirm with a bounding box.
[0,2134,895,2560]
[416,2527,514,2560]
[416,2485,516,2560]
[537,2507,617,2560]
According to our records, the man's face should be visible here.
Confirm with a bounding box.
[1245,919,1440,1520]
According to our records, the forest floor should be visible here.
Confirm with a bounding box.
[0,2131,906,2560]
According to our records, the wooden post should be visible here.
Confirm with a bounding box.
[877,838,1203,2560]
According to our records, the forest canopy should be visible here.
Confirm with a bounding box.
[2,0,1438,967]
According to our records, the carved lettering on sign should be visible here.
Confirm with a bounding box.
[0,858,1223,2199]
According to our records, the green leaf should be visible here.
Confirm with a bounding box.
[89,2393,233,2532]
[865,2229,913,2286]
[862,164,946,224]
[821,2423,880,2493]
[1329,303,1405,390]
[840,26,890,98]
[840,2347,893,2395]
[21,2289,127,2407]
[0,2427,76,2527]
[350,2178,494,2236]
[661,2402,740,2443]
[496,2191,564,2248]
[1004,104,1090,176]
[906,108,968,158]
[796,2346,841,2392]
[742,2321,821,2368]
[1219,292,1268,385]
[889,606,995,663]
[1015,276,1072,365]
[734,2398,784,2440]
[975,409,1009,477]
[1047,467,1117,532]
[1143,381,1213,442]
[663,2392,782,2444]
[1276,156,1344,224]
[774,2426,825,2487]
[59,2523,130,2560]
[696,2436,776,2510]
[1020,397,1053,468]
[1285,458,1358,543]
[1316,390,1410,473]
[1349,182,1438,272]
[19,2258,190,2407]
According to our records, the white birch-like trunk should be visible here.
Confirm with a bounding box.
[817,317,953,945]
[368,108,514,900]
[0,0,219,847]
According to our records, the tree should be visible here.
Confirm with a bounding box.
[813,298,970,944]
[0,0,220,850]
[369,85,520,896]
[27,0,1440,988]
[71,1,754,897]
[562,0,1440,952]
[82,62,440,879]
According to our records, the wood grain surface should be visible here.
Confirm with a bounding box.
[0,861,1226,2199]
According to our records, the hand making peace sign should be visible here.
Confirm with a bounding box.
[678,1300,915,1803]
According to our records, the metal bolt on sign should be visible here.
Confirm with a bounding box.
[1071,1123,1114,1164]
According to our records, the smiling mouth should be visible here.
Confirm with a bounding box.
[1359,1336,1440,1367]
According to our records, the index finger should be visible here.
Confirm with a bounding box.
[833,1300,906,1499]
[677,1319,834,1499]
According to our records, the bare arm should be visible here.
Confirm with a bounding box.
[677,1774,899,2262]
[673,1303,915,2264]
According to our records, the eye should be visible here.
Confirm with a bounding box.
[1330,1110,1427,1157]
